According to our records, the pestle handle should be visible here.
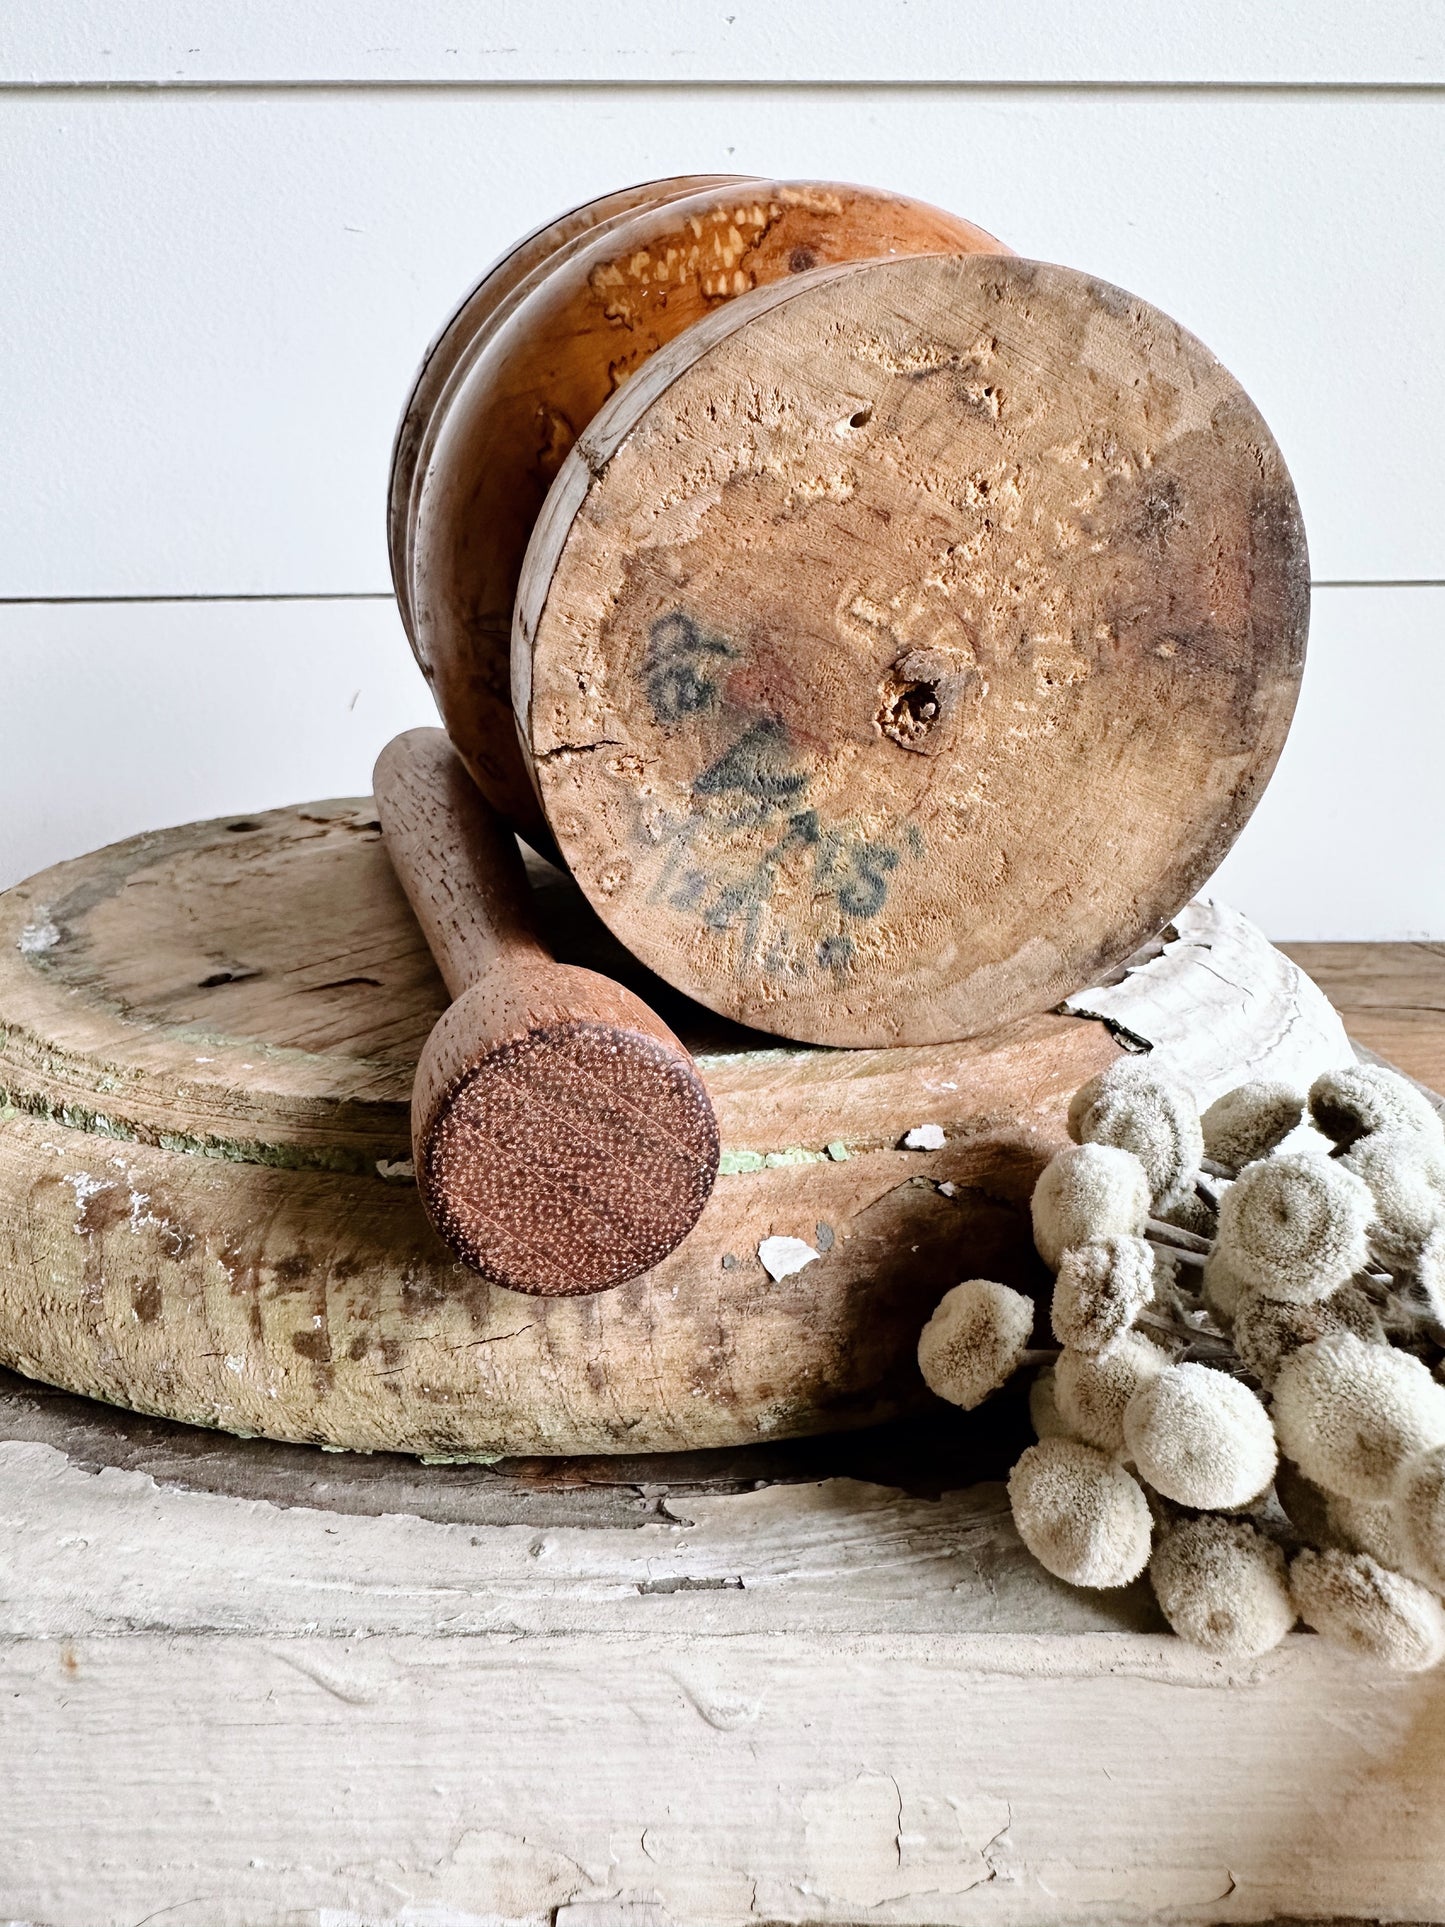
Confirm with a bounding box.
[373,727,546,1000]
[372,727,720,1296]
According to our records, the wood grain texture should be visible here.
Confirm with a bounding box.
[2,1415,1445,1924]
[398,174,1002,845]
[386,173,745,644]
[518,251,1309,1046]
[0,801,1348,1455]
[1283,941,1445,1095]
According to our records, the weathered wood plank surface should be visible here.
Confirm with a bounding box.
[2,1410,1444,1925]
[0,802,1350,1456]
[3,808,1433,1922]
[1284,941,1445,1096]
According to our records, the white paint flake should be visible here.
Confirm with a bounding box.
[19,918,61,954]
[903,1124,946,1151]
[127,1187,186,1256]
[376,1157,416,1181]
[62,1171,113,1231]
[758,1235,820,1282]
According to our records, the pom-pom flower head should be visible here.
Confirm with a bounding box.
[1050,1236,1154,1355]
[1214,1150,1372,1302]
[1149,1516,1295,1658]
[1007,1438,1153,1588]
[1396,1444,1445,1593]
[1272,1332,1445,1502]
[1055,1332,1169,1453]
[917,1279,1034,1411]
[1290,1547,1445,1671]
[1231,1283,1381,1391]
[1123,1363,1277,1509]
[1417,1224,1445,1325]
[1031,1142,1150,1271]
[1200,1245,1250,1326]
[1068,1059,1204,1209]
[1342,1131,1445,1269]
[1200,1080,1305,1172]
[1309,1064,1445,1155]
[1029,1365,1071,1440]
[1327,1490,1417,1574]
[999,1058,1445,1669]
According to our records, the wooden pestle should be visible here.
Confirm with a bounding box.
[374,728,719,1295]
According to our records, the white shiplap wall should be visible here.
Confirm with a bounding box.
[3,3,1442,934]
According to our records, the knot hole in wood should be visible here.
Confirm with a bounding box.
[878,649,959,755]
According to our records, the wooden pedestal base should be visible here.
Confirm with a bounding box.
[0,800,1348,1455]
[0,1369,1441,1924]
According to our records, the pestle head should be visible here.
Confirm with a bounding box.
[412,960,720,1294]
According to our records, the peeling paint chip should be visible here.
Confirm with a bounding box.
[376,1157,415,1181]
[758,1235,820,1282]
[938,1180,958,1198]
[903,1123,946,1150]
[19,919,61,955]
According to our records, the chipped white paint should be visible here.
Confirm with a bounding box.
[17,917,59,954]
[2,1435,1445,1923]
[59,1169,112,1230]
[902,1123,946,1151]
[757,1235,820,1282]
[375,1157,416,1182]
[1063,897,1353,1103]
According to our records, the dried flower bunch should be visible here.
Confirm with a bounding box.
[916,1057,1445,1668]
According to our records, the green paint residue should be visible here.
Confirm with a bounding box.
[0,1082,408,1179]
[718,1149,766,1174]
[692,1046,822,1071]
[719,1143,844,1174]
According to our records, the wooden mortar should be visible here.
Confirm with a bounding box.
[393,179,1308,1050]
[389,174,1006,853]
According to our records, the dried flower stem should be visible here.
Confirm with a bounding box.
[1146,1218,1212,1254]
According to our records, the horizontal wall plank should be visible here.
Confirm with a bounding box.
[2,89,1443,598]
[1204,586,1444,942]
[0,597,435,891]
[8,1,1445,86]
[0,586,1436,941]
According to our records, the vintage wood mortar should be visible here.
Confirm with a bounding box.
[0,801,1350,1458]
[389,174,1003,854]
[394,176,1309,1048]
[373,727,718,1294]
